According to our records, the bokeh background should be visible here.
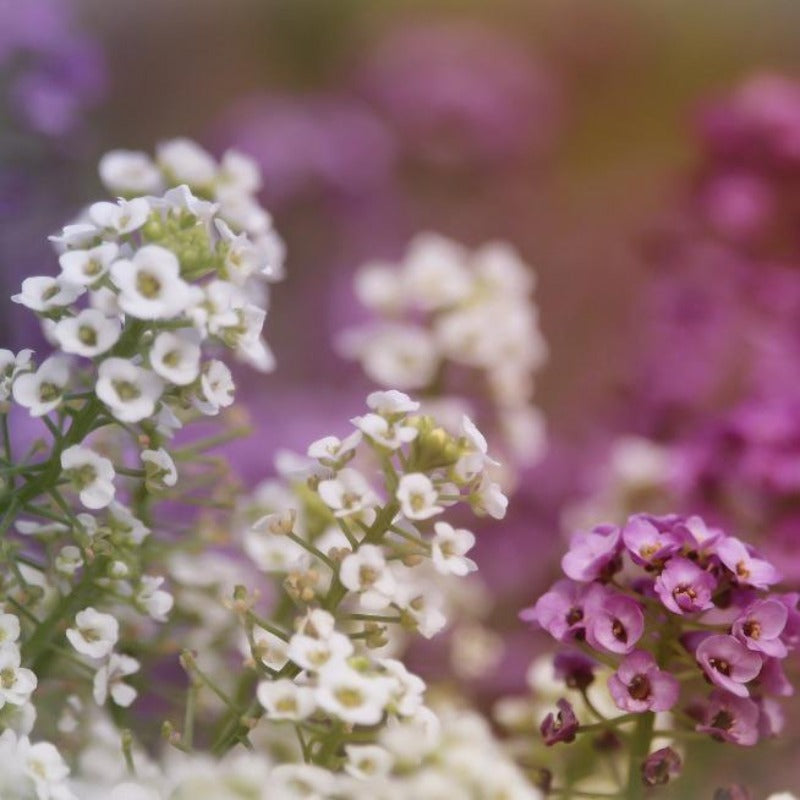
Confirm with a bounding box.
[3,0,800,794]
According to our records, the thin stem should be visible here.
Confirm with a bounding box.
[625,711,654,800]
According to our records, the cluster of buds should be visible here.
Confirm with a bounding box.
[523,512,798,793]
[339,233,547,471]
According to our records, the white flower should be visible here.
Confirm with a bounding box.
[287,627,354,673]
[48,222,98,249]
[454,415,499,482]
[0,615,20,646]
[0,349,33,401]
[401,233,473,311]
[21,738,72,800]
[12,355,70,417]
[159,184,219,225]
[107,502,150,545]
[431,522,477,577]
[244,528,307,574]
[136,576,173,622]
[58,242,119,286]
[89,197,151,234]
[339,544,396,611]
[96,358,164,423]
[157,138,218,187]
[11,276,83,312]
[246,625,289,671]
[214,219,265,284]
[342,324,439,390]
[257,679,315,721]
[66,608,119,659]
[472,474,508,520]
[317,468,379,519]
[315,662,393,726]
[99,150,164,195]
[366,390,420,416]
[52,309,121,358]
[352,413,418,450]
[380,658,426,717]
[270,764,338,798]
[307,431,362,464]
[194,360,235,415]
[0,646,37,708]
[149,331,201,385]
[141,448,178,489]
[93,653,140,707]
[219,149,262,194]
[54,545,83,576]
[396,473,443,520]
[111,245,199,320]
[344,744,394,780]
[354,262,404,314]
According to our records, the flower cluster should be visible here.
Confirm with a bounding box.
[522,512,798,794]
[340,233,547,472]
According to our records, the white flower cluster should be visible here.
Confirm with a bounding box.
[0,614,77,800]
[74,707,540,800]
[339,233,547,468]
[9,138,284,426]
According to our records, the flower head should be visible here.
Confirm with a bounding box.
[607,650,679,712]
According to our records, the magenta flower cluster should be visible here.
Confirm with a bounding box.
[523,512,798,760]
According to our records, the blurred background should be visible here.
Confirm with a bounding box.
[3,1,800,794]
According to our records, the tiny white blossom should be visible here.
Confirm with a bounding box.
[472,474,508,520]
[11,276,83,312]
[454,415,499,482]
[401,234,473,311]
[89,197,151,234]
[287,627,354,673]
[52,309,121,358]
[431,522,477,577]
[366,390,420,416]
[194,359,235,415]
[245,625,289,671]
[380,658,427,717]
[344,744,394,780]
[317,468,379,519]
[396,473,443,520]
[11,355,70,417]
[99,150,164,195]
[257,679,315,721]
[93,653,140,707]
[339,544,396,611]
[96,358,164,423]
[107,502,150,545]
[21,738,72,800]
[136,576,173,622]
[48,222,98,249]
[244,527,307,574]
[141,448,178,489]
[58,242,119,286]
[149,331,201,386]
[219,149,262,194]
[306,431,362,464]
[66,608,119,659]
[0,646,37,708]
[0,615,20,646]
[157,138,218,187]
[352,412,417,450]
[111,245,199,320]
[214,219,265,284]
[0,349,33,401]
[315,662,393,726]
[354,262,404,314]
[54,546,83,576]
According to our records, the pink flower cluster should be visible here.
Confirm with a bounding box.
[523,513,798,752]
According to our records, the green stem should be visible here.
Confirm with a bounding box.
[625,711,654,799]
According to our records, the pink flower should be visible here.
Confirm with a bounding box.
[731,599,788,657]
[696,635,763,697]
[585,591,644,655]
[696,690,760,745]
[654,557,716,615]
[716,536,781,589]
[561,524,622,582]
[608,651,679,713]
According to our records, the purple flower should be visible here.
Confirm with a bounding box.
[520,580,603,642]
[553,651,595,690]
[621,515,686,567]
[561,524,622,582]
[608,650,679,713]
[754,656,794,697]
[642,747,682,787]
[585,591,644,655]
[654,557,716,615]
[716,536,781,589]
[540,698,579,746]
[757,696,785,738]
[731,599,788,657]
[696,689,760,745]
[696,635,763,697]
